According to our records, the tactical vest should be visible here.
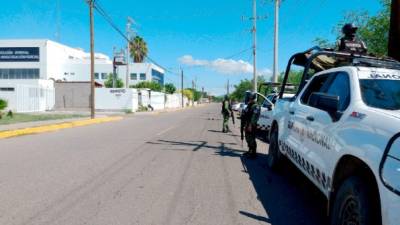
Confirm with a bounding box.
[338,38,367,54]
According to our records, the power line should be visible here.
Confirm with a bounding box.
[224,47,253,59]
[93,2,129,42]
[89,0,178,82]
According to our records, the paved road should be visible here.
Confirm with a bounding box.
[0,104,328,225]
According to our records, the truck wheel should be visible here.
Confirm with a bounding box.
[330,176,381,225]
[267,127,281,170]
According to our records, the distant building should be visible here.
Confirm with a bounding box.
[0,39,165,112]
[0,39,164,86]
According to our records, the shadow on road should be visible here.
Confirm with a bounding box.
[147,134,328,225]
[240,154,328,225]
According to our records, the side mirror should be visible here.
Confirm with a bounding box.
[308,92,340,121]
[264,101,273,111]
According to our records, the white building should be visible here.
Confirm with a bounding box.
[0,39,164,85]
[0,39,165,112]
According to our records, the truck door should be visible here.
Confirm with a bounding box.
[297,71,351,193]
[284,73,331,184]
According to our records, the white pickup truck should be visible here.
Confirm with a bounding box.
[257,93,294,134]
[268,47,400,225]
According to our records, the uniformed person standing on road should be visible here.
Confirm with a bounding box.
[221,95,232,133]
[241,92,260,158]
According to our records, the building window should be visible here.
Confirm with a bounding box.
[101,73,108,80]
[0,87,14,92]
[130,73,137,80]
[0,68,39,79]
[140,73,146,80]
[151,69,164,85]
[94,73,99,79]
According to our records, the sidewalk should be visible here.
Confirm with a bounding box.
[0,116,123,139]
[0,104,209,137]
[0,117,91,132]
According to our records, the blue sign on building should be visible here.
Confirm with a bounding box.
[0,47,40,62]
[151,69,164,85]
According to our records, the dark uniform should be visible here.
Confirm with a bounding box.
[221,96,231,133]
[337,23,368,54]
[241,92,260,158]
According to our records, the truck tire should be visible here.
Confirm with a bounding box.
[267,127,281,170]
[330,176,381,225]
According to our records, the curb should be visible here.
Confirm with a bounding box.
[0,117,123,139]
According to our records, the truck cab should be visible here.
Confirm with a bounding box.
[268,47,400,225]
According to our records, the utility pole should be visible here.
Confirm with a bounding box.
[389,0,400,61]
[88,0,95,119]
[272,0,280,83]
[112,46,116,88]
[226,79,230,95]
[125,17,132,88]
[243,0,265,93]
[252,0,257,93]
[181,69,184,108]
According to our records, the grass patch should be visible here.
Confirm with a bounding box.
[0,113,87,125]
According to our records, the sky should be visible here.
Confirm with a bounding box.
[0,0,383,95]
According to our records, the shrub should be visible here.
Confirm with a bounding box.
[0,99,7,111]
[104,73,125,88]
[0,99,7,120]
[137,105,148,112]
[131,81,163,92]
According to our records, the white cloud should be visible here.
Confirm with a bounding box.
[178,55,271,76]
[178,55,208,67]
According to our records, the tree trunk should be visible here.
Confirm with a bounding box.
[389,0,400,61]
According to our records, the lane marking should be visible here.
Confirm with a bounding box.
[156,126,176,136]
[0,117,123,139]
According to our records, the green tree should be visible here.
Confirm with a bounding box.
[130,36,148,63]
[313,37,336,49]
[131,81,163,92]
[186,88,203,101]
[277,70,303,93]
[164,83,176,94]
[229,79,252,101]
[229,76,269,101]
[314,0,390,57]
[181,89,194,100]
[104,73,124,88]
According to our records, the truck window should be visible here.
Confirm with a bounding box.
[301,72,350,112]
[360,79,400,110]
[300,74,330,104]
[325,72,350,111]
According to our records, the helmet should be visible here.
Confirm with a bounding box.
[342,23,358,36]
[244,91,257,104]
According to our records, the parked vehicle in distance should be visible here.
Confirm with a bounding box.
[257,92,294,136]
[238,103,247,116]
[232,102,242,111]
[268,46,400,225]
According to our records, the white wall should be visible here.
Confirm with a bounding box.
[95,88,137,111]
[165,94,183,109]
[0,79,54,112]
[150,91,165,110]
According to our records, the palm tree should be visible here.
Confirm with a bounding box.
[130,36,148,63]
